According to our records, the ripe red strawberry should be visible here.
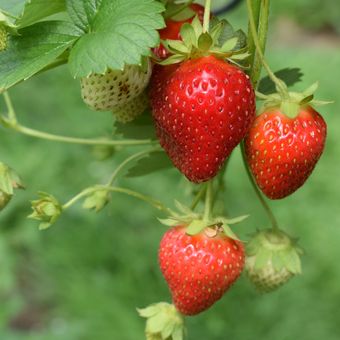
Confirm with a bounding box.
[159,225,245,315]
[153,4,205,60]
[245,106,327,199]
[150,55,256,183]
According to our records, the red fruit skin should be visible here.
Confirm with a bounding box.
[159,226,245,316]
[150,56,256,183]
[153,4,205,60]
[245,106,327,199]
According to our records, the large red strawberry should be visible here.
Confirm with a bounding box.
[245,106,327,199]
[159,225,245,315]
[151,55,255,183]
[153,4,205,60]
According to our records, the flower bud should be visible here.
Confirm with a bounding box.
[83,189,111,212]
[29,192,62,230]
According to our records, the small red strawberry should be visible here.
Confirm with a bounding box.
[159,225,245,315]
[153,4,205,60]
[151,55,255,183]
[245,105,327,199]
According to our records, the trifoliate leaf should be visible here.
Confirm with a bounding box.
[68,0,165,77]
[126,151,172,177]
[15,0,66,28]
[0,21,80,92]
[258,68,304,94]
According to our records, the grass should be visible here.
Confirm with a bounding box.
[0,4,340,340]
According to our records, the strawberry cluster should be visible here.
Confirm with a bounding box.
[79,3,328,337]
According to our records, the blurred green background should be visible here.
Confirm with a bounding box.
[0,1,340,339]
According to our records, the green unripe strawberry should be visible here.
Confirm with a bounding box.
[245,229,302,293]
[112,91,149,123]
[81,61,151,111]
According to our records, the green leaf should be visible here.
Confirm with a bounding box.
[160,54,186,65]
[186,219,207,235]
[0,21,80,92]
[68,0,165,77]
[113,111,156,140]
[16,0,66,28]
[126,151,173,177]
[258,68,304,94]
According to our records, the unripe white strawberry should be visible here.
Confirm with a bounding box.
[112,91,149,123]
[80,60,152,111]
[245,229,302,293]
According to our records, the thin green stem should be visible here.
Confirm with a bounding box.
[7,122,157,147]
[190,184,206,210]
[246,0,288,97]
[107,148,161,185]
[3,92,17,123]
[63,185,174,215]
[203,0,212,33]
[240,142,279,230]
[203,181,213,221]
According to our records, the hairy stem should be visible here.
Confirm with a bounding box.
[240,142,279,230]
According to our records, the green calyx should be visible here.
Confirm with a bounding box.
[246,228,303,275]
[159,200,248,241]
[160,16,249,66]
[0,162,23,195]
[138,302,185,340]
[257,82,333,118]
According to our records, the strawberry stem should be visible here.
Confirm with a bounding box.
[63,185,175,215]
[1,93,157,147]
[191,184,207,210]
[203,0,212,33]
[246,0,289,99]
[240,142,279,231]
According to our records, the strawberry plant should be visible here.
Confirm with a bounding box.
[0,0,332,339]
